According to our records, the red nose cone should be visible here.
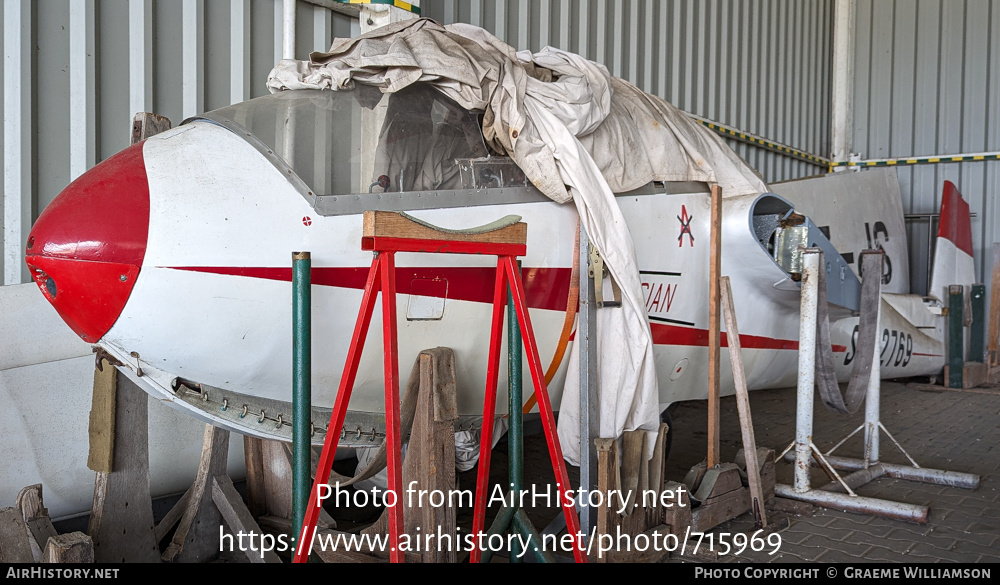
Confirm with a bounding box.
[25,142,150,342]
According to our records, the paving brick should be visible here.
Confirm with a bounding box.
[817,548,873,563]
[950,539,1000,560]
[803,535,874,556]
[906,543,982,563]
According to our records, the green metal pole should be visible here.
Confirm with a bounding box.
[292,252,312,549]
[970,284,986,363]
[948,285,964,389]
[507,262,524,564]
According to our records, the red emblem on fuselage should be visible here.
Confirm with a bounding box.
[678,206,694,247]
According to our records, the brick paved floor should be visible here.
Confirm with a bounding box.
[659,381,1000,563]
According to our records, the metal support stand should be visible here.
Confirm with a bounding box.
[291,251,311,545]
[578,224,599,539]
[480,278,554,564]
[777,249,980,523]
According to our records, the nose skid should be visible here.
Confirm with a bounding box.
[24,142,150,342]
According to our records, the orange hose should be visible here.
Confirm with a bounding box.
[523,220,581,414]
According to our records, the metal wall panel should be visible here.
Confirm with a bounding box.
[853,0,1000,301]
[425,0,834,186]
[0,0,355,281]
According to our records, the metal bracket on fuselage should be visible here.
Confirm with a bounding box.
[588,244,622,309]
[774,209,862,313]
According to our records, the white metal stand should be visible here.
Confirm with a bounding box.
[776,249,979,523]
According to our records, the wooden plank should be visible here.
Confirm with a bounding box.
[88,373,160,563]
[211,476,281,563]
[592,437,618,563]
[152,488,192,544]
[43,533,94,564]
[359,349,458,563]
[989,243,1000,367]
[86,362,117,473]
[645,423,670,529]
[707,184,723,467]
[243,436,268,518]
[0,508,34,563]
[405,349,458,563]
[363,210,527,245]
[720,276,767,528]
[161,424,230,563]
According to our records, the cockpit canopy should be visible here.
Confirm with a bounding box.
[198,84,498,197]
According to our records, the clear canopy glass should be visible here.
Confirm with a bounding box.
[199,84,492,196]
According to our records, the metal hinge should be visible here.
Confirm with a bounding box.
[588,244,622,309]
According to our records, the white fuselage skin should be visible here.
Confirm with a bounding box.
[100,123,946,442]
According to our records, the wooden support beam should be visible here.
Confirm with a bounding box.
[0,508,33,563]
[161,424,230,563]
[87,373,160,563]
[360,348,458,563]
[212,476,281,563]
[87,361,117,473]
[707,185,723,468]
[720,276,767,528]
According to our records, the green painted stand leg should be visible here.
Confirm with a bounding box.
[292,252,312,548]
[481,264,553,564]
[970,284,986,363]
[948,285,964,389]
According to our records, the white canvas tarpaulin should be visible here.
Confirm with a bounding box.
[267,19,768,464]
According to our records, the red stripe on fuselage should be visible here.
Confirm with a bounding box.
[167,266,572,313]
[167,266,826,352]
[649,322,846,353]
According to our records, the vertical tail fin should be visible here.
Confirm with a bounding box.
[928,181,976,302]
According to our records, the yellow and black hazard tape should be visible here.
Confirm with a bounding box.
[689,115,832,169]
[334,0,420,15]
[829,152,1000,170]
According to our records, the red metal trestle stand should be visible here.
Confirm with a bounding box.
[293,212,586,564]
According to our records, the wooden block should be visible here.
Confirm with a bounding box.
[212,476,281,563]
[87,364,117,474]
[17,484,57,562]
[963,362,989,388]
[691,487,751,533]
[130,112,172,145]
[88,374,160,563]
[43,533,94,564]
[660,482,692,537]
[162,424,230,563]
[363,210,527,245]
[0,507,34,563]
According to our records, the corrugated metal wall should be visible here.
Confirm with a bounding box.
[424,0,834,185]
[853,0,1000,295]
[0,0,356,282]
[2,0,833,283]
